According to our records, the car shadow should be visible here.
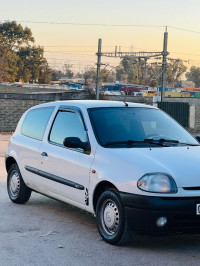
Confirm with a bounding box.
[26,192,200,251]
[127,233,200,251]
[27,191,96,227]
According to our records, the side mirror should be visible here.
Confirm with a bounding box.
[195,136,200,143]
[63,137,91,154]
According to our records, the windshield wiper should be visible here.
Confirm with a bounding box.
[159,138,179,143]
[105,139,167,147]
[105,140,143,146]
[143,139,169,147]
[144,138,200,146]
[144,138,179,144]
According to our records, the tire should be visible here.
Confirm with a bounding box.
[96,189,131,245]
[7,164,31,204]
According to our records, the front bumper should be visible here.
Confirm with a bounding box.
[120,192,200,234]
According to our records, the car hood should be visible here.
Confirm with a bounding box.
[96,145,200,188]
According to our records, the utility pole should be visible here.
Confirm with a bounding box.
[144,58,148,79]
[98,33,169,95]
[161,28,168,102]
[115,46,117,57]
[137,58,141,80]
[96,38,102,100]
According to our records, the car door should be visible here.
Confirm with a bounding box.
[17,106,55,191]
[38,107,94,206]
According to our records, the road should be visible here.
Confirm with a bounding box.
[1,134,200,266]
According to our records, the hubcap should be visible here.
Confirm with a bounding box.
[101,200,119,235]
[9,171,20,197]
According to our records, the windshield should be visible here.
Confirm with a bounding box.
[88,107,199,148]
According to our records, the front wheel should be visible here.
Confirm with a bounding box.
[7,164,31,204]
[96,189,131,245]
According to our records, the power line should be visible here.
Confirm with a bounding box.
[46,57,95,62]
[49,64,93,68]
[44,49,200,69]
[44,50,94,53]
[43,45,114,47]
[44,51,96,56]
[171,51,200,57]
[0,20,165,28]
[168,26,200,34]
[2,20,200,35]
[45,50,97,52]
[44,50,200,58]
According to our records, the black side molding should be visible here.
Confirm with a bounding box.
[25,166,84,190]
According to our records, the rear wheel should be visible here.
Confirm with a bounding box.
[96,189,131,245]
[7,164,31,204]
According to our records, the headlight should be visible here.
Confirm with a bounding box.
[137,173,177,193]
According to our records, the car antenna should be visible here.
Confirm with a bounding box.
[121,85,128,106]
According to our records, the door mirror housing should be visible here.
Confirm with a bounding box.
[63,137,91,154]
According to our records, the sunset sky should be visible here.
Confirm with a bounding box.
[1,0,200,72]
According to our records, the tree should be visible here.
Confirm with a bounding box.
[75,72,83,79]
[0,21,51,83]
[149,79,158,87]
[0,21,34,51]
[116,65,127,82]
[166,60,187,87]
[100,68,114,82]
[115,57,187,87]
[38,63,51,84]
[17,46,50,83]
[51,69,64,81]
[82,66,116,84]
[0,46,18,82]
[63,64,74,79]
[83,67,96,84]
[186,66,200,88]
[120,56,138,83]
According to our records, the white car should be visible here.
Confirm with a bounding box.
[5,100,200,245]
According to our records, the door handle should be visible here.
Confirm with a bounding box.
[41,152,48,157]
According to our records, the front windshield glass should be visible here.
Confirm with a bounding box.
[88,107,198,148]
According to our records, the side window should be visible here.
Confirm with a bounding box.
[21,107,54,140]
[49,110,88,146]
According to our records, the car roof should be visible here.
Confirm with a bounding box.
[30,100,156,110]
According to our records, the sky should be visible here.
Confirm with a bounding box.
[1,0,200,73]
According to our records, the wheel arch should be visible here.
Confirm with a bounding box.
[5,156,17,173]
[93,181,118,213]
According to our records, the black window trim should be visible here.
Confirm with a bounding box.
[21,106,55,141]
[48,106,91,155]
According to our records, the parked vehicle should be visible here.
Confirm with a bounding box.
[10,82,23,87]
[5,100,200,245]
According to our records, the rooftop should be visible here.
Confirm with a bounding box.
[31,100,155,110]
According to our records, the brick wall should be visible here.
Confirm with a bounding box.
[0,91,93,132]
[0,99,48,131]
[1,91,200,132]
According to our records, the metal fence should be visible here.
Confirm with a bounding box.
[158,102,189,127]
